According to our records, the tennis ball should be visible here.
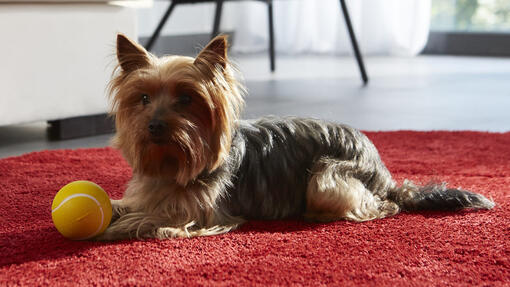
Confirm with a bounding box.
[51,180,112,240]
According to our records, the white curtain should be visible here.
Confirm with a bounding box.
[222,0,431,56]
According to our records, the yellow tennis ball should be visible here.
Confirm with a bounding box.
[51,180,112,240]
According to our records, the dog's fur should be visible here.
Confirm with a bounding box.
[96,34,495,240]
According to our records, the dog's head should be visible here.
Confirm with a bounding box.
[109,34,244,186]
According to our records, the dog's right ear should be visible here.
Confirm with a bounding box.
[116,34,150,73]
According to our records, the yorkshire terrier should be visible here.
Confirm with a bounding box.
[96,34,494,240]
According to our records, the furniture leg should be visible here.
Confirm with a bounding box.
[145,1,177,51]
[267,0,275,72]
[339,0,368,84]
[212,0,224,38]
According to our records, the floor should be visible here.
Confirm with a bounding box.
[1,54,509,159]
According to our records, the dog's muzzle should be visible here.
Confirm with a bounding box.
[148,119,168,144]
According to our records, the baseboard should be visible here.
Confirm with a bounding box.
[138,31,234,56]
[422,31,510,57]
[47,114,115,140]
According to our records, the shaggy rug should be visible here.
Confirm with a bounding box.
[0,131,508,286]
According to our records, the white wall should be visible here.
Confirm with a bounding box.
[0,4,137,126]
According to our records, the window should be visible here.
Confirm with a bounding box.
[431,0,510,32]
[423,0,510,56]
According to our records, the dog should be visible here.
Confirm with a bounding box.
[96,34,495,240]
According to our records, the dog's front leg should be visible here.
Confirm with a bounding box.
[94,210,160,241]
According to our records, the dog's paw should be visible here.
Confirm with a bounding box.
[91,201,132,241]
[93,221,132,242]
[110,199,130,223]
[92,229,116,241]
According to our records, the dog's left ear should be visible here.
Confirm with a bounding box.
[194,35,228,70]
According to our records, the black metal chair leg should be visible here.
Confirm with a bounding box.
[145,1,177,51]
[339,0,368,84]
[267,0,275,72]
[212,0,224,38]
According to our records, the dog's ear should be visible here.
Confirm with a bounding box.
[194,35,228,70]
[116,34,150,73]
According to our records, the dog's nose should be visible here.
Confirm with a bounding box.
[148,119,168,137]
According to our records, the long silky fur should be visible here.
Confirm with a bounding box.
[96,34,494,241]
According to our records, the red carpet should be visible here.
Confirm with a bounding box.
[0,131,509,286]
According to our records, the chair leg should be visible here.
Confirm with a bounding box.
[339,0,368,84]
[145,1,177,51]
[212,0,224,38]
[267,0,275,72]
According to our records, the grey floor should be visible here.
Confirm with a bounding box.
[1,54,509,159]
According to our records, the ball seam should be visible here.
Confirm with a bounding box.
[52,193,105,240]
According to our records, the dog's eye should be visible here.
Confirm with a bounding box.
[141,94,150,106]
[178,94,192,106]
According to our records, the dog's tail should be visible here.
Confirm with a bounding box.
[387,180,495,212]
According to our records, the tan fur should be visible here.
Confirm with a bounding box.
[305,157,399,222]
[109,35,244,186]
[99,175,242,240]
[98,34,244,240]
